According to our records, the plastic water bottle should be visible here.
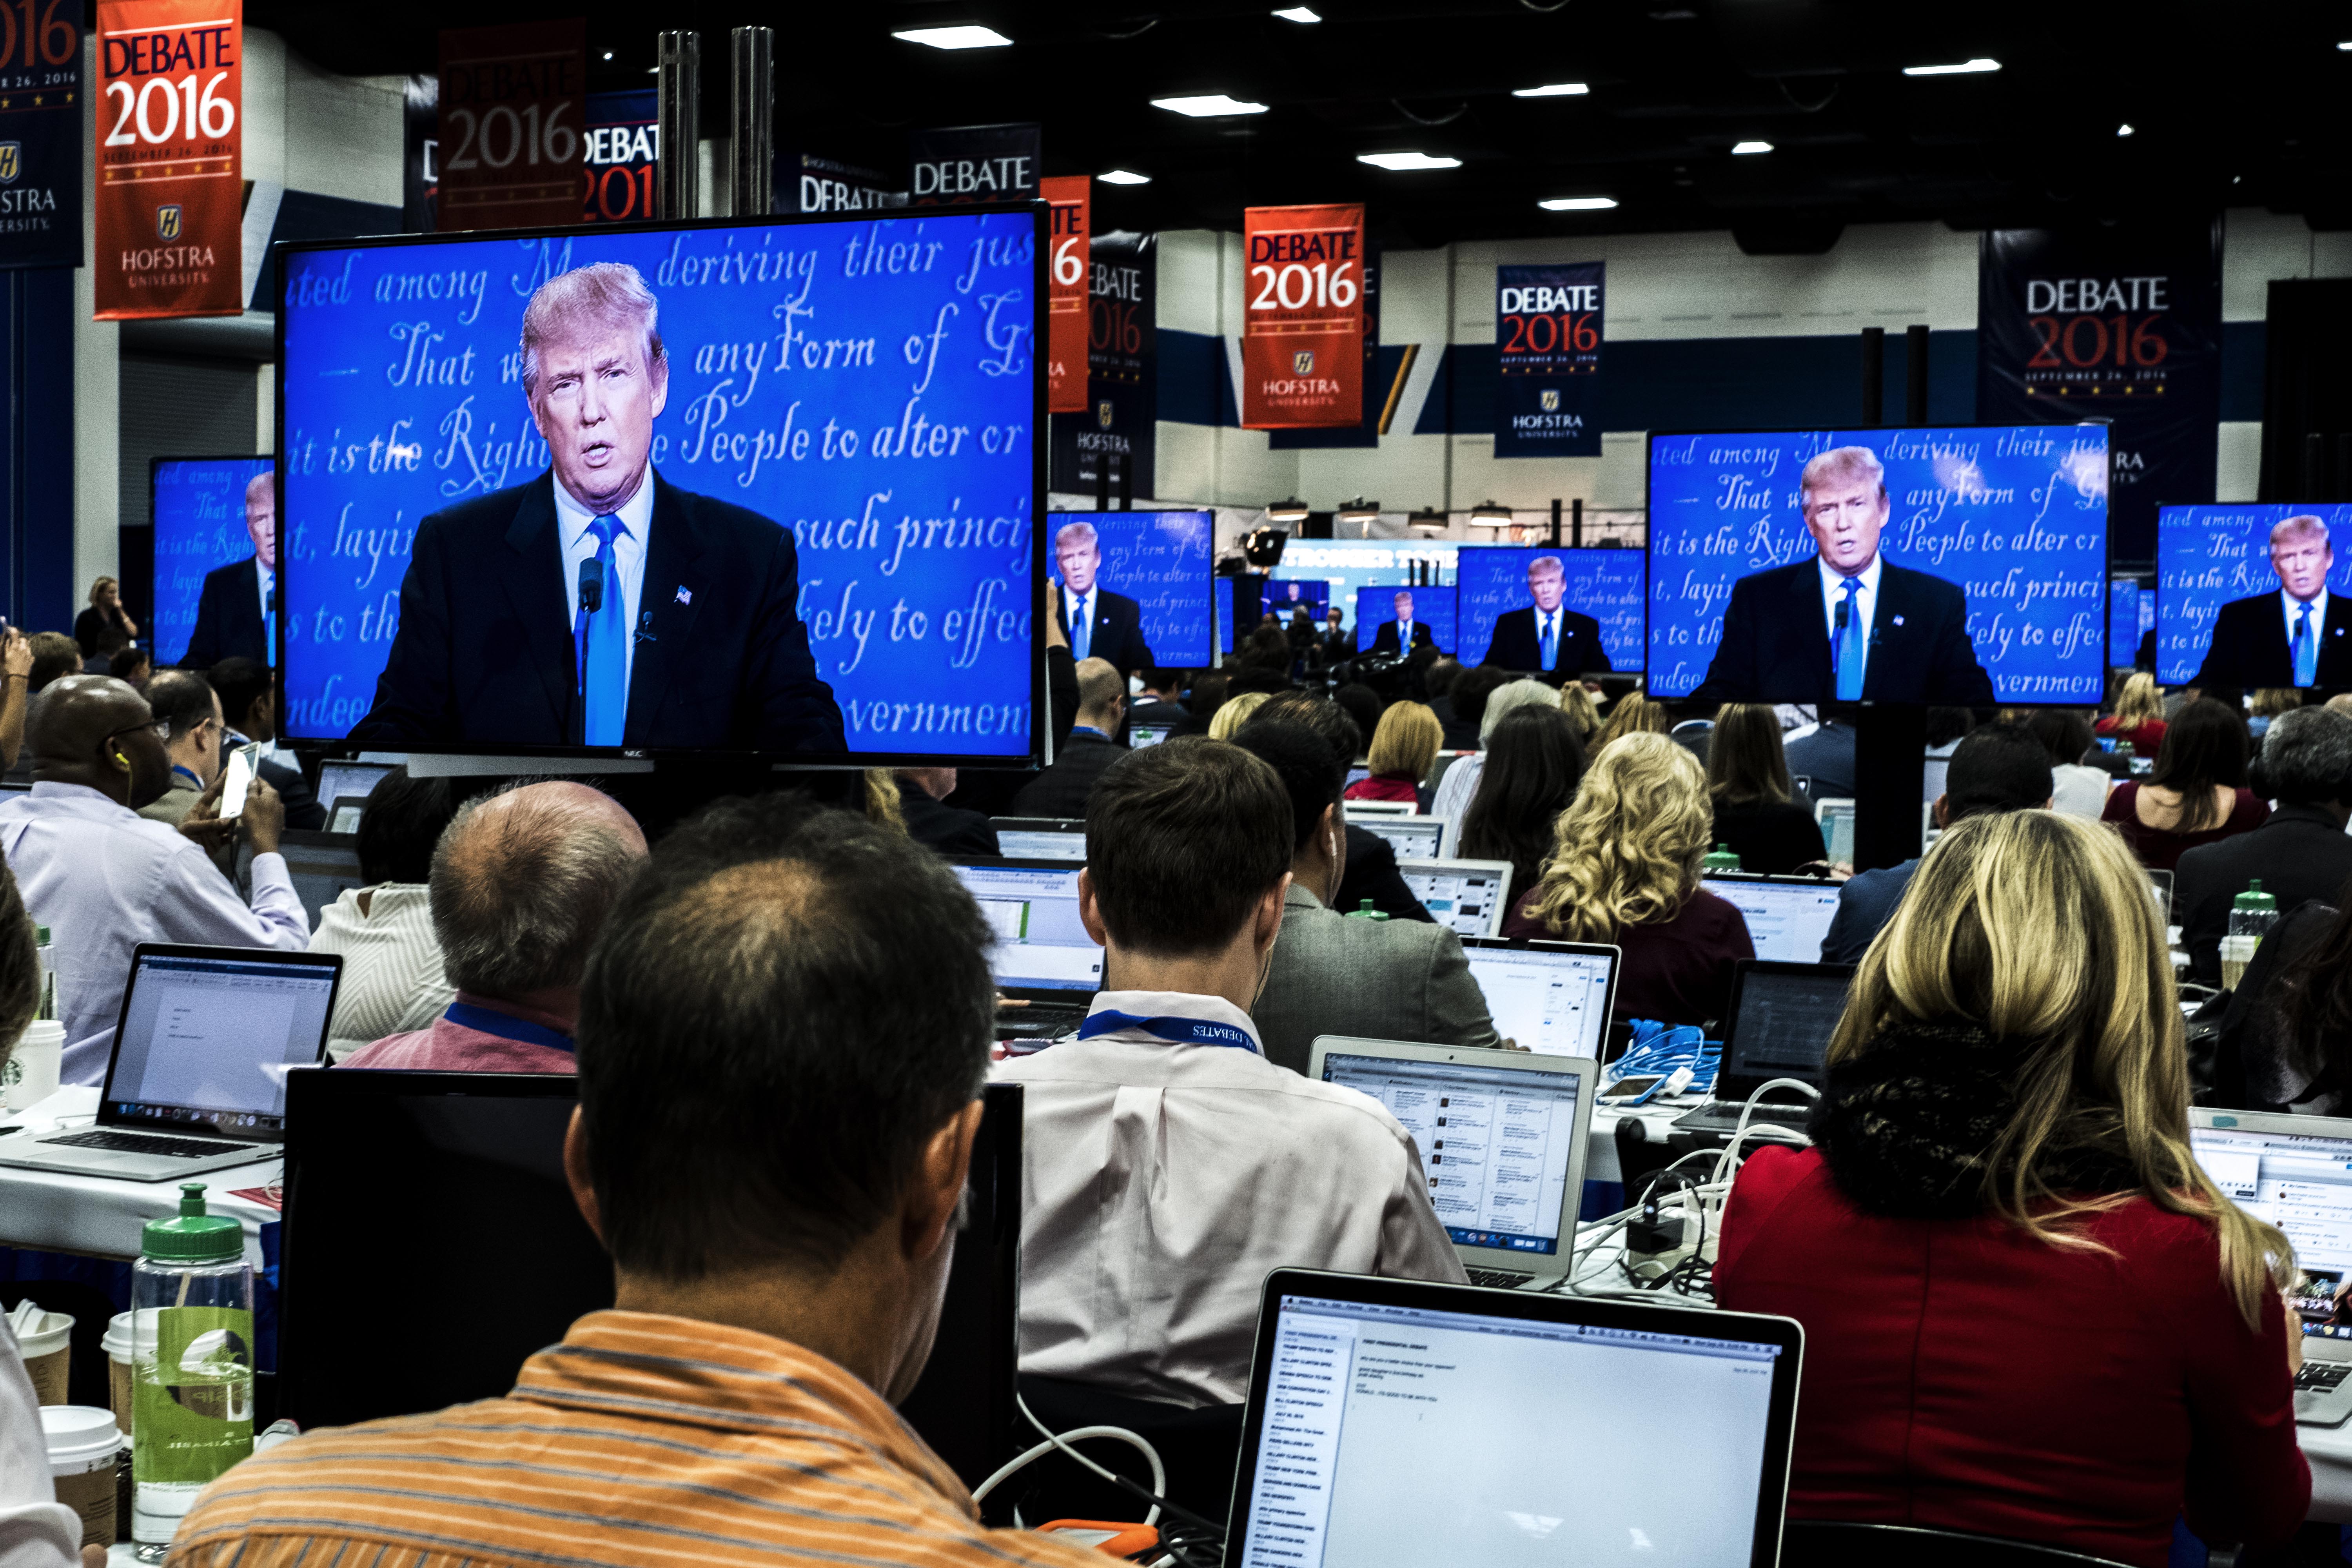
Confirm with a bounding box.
[2219,880,2280,993]
[34,923,53,1021]
[1702,844,1742,873]
[1344,899,1390,922]
[130,1185,252,1555]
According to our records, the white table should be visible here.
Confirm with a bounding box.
[0,1086,277,1266]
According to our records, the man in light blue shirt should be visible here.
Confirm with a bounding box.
[0,677,306,1085]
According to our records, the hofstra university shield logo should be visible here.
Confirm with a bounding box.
[1097,400,1114,429]
[1540,388,1560,412]
[1293,350,1316,375]
[156,204,182,241]
[0,145,20,185]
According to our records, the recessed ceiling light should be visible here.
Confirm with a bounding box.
[1152,94,1269,116]
[601,50,613,61]
[1272,6,1321,20]
[2117,123,2134,136]
[1732,140,1772,154]
[1539,196,1618,211]
[891,25,1011,49]
[1513,82,1589,97]
[1357,151,1461,171]
[2338,39,2350,49]
[1100,169,1151,185]
[1903,57,2001,75]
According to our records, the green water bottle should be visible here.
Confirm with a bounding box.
[1702,844,1742,873]
[130,1185,252,1554]
[1344,899,1390,921]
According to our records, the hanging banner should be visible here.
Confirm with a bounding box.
[94,0,240,319]
[907,122,1038,205]
[0,0,82,271]
[581,89,654,224]
[1976,221,2221,561]
[1241,202,1364,428]
[1051,229,1157,497]
[1495,261,1602,458]
[1042,174,1089,414]
[435,20,584,233]
[780,150,900,214]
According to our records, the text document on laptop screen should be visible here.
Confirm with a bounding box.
[1322,1053,1581,1254]
[952,864,1102,991]
[1465,947,1613,1057]
[1706,878,1842,965]
[1241,1293,1780,1568]
[2191,1123,2352,1314]
[109,956,338,1131]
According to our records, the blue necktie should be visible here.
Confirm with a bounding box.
[2295,602,2318,687]
[1540,612,1557,672]
[577,516,627,745]
[1835,576,1866,701]
[1071,593,1091,661]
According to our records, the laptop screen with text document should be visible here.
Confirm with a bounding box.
[1463,941,1617,1057]
[1704,875,1843,965]
[951,862,1103,993]
[103,951,340,1137]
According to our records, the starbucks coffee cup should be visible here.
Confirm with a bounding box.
[16,1307,71,1406]
[42,1405,120,1548]
[1,1017,63,1110]
[102,1312,150,1435]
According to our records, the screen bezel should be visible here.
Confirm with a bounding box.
[98,942,345,1138]
[1642,421,2115,708]
[1453,541,1644,679]
[147,453,274,668]
[1227,1269,1804,1568]
[272,202,1050,768]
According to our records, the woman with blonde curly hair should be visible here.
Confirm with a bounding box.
[1500,731,1753,1025]
[1716,810,2307,1564]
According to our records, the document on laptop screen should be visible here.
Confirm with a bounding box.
[1241,1294,1779,1568]
[1465,948,1613,1057]
[1705,879,1842,965]
[111,957,337,1122]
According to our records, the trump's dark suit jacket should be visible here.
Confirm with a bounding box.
[1482,605,1610,676]
[349,471,843,752]
[1691,559,1994,706]
[1064,587,1154,677]
[183,556,268,667]
[2190,592,2352,693]
[1368,618,1437,658]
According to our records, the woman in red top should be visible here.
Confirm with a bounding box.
[1343,701,1441,811]
[2095,670,2169,758]
[2100,697,2267,871]
[1715,810,2307,1568]
[1501,732,1752,1025]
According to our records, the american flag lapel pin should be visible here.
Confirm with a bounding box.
[1892,615,1905,627]
[675,586,693,606]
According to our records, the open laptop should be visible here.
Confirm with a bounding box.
[1671,960,1855,1137]
[276,830,366,927]
[1815,797,1855,864]
[1351,813,1446,861]
[1703,872,1844,965]
[987,817,1086,860]
[950,858,1102,1039]
[1460,937,1619,1058]
[2189,1110,2352,1426]
[1342,797,1413,818]
[315,760,398,817]
[1311,1037,1596,1290]
[1225,1270,1803,1568]
[1127,723,1172,750]
[1397,857,1513,940]
[0,944,343,1180]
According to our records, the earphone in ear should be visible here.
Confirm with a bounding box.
[112,751,130,772]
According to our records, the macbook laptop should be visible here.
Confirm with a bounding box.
[1352,814,1446,861]
[1311,1037,1597,1291]
[276,830,367,927]
[1703,872,1844,965]
[951,858,1103,1039]
[2189,1109,2352,1426]
[1396,857,1514,940]
[1459,937,1620,1058]
[987,817,1087,860]
[0,944,343,1180]
[1671,960,1855,1137]
[1225,1270,1803,1568]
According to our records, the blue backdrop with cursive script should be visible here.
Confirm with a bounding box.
[1457,545,1644,674]
[151,457,273,667]
[1646,425,2111,702]
[1046,509,1211,667]
[276,210,1040,757]
[2155,504,2352,685]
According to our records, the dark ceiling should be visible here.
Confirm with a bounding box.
[247,0,2352,252]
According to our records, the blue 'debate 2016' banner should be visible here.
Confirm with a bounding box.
[0,4,82,271]
[1495,262,1602,458]
[276,210,1040,757]
[1646,425,2111,703]
[2155,504,2352,687]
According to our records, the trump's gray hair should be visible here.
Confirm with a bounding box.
[1801,445,1886,502]
[521,263,667,398]
[2272,514,2331,549]
[1054,520,1100,554]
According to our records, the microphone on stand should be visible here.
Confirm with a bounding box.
[577,558,605,616]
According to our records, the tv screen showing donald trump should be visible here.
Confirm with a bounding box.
[2156,505,2352,691]
[1645,425,2110,704]
[274,207,1044,760]
[150,456,278,668]
[1350,584,1458,659]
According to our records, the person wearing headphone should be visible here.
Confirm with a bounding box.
[0,675,305,1086]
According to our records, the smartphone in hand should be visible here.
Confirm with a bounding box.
[221,744,260,818]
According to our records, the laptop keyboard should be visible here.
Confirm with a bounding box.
[46,1129,250,1160]
[2298,1363,2350,1392]
[1467,1268,1534,1289]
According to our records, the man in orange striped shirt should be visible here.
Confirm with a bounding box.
[169,796,1111,1568]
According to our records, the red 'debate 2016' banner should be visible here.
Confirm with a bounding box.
[1042,174,1089,415]
[94,0,241,320]
[1241,202,1364,428]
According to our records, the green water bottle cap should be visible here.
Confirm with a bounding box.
[1702,843,1742,871]
[1345,898,1391,922]
[2235,880,2278,912]
[142,1183,241,1263]
[33,926,47,944]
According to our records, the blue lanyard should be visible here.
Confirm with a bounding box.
[444,1002,575,1056]
[1077,1009,1260,1053]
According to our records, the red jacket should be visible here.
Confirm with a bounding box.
[1343,773,1420,804]
[1715,1146,2308,1568]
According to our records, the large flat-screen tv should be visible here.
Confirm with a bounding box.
[1044,509,1212,671]
[150,456,276,668]
[274,206,1045,763]
[1456,545,1642,678]
[1645,425,2110,704]
[1351,584,1457,659]
[2156,504,2352,691]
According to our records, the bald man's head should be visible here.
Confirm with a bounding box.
[1074,657,1125,731]
[429,780,649,1007]
[27,675,170,806]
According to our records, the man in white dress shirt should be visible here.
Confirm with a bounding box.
[0,677,306,1085]
[993,736,1463,1408]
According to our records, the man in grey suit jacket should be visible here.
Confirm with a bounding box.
[1235,699,1499,1074]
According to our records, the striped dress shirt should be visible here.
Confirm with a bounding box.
[166,1310,1112,1568]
